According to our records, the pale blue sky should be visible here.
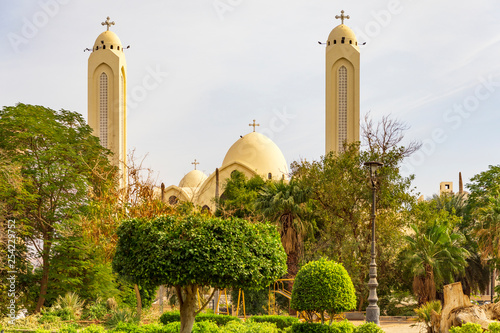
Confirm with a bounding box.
[1,0,500,198]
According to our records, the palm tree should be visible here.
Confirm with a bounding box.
[401,222,470,305]
[255,179,310,280]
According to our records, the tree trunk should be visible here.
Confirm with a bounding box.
[134,284,142,318]
[35,231,52,313]
[179,285,198,333]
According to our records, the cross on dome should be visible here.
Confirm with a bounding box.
[335,10,350,24]
[191,159,200,170]
[101,16,115,31]
[249,119,260,132]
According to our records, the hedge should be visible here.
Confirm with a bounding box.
[159,311,241,326]
[250,315,300,329]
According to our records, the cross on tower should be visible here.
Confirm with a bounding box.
[335,10,350,24]
[101,16,115,31]
[249,119,260,132]
[191,159,200,170]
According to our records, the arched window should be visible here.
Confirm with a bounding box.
[103,45,106,49]
[168,196,179,205]
[110,45,113,49]
[268,173,272,180]
[99,72,108,148]
[202,205,211,213]
[338,66,347,151]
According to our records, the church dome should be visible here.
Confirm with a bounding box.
[222,132,289,180]
[179,169,207,188]
[328,24,358,46]
[93,31,123,51]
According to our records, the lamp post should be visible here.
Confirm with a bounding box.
[364,161,383,325]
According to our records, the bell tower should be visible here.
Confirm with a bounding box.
[88,17,127,186]
[325,10,360,154]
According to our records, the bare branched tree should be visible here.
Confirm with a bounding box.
[362,112,422,158]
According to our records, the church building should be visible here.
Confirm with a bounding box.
[86,12,360,210]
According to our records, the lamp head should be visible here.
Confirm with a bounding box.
[364,161,383,178]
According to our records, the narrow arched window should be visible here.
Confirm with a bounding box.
[103,45,106,49]
[338,66,347,152]
[99,72,108,148]
[268,173,272,180]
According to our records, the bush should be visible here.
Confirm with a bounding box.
[59,325,79,333]
[105,308,140,329]
[449,322,483,333]
[162,322,181,333]
[354,322,384,333]
[489,322,500,333]
[83,298,109,320]
[193,321,220,333]
[414,300,441,332]
[197,313,242,326]
[291,321,355,333]
[159,321,219,333]
[291,259,356,323]
[250,315,300,329]
[159,311,181,324]
[159,311,241,326]
[222,320,280,333]
[82,324,107,333]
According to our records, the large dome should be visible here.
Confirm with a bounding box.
[328,24,358,45]
[222,132,289,180]
[93,31,123,51]
[179,169,207,188]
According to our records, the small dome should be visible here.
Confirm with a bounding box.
[93,31,123,51]
[222,132,289,180]
[179,169,207,188]
[328,24,358,46]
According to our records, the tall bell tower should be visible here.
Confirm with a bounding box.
[88,17,127,186]
[325,10,360,154]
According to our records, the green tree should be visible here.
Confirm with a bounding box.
[290,258,356,325]
[255,179,310,280]
[217,170,265,219]
[0,104,115,312]
[401,221,469,305]
[112,214,287,333]
[291,142,415,309]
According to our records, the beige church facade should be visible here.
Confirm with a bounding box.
[86,13,360,209]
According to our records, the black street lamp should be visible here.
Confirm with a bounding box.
[364,161,383,325]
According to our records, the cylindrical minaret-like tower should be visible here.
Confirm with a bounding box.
[88,17,127,186]
[325,11,360,154]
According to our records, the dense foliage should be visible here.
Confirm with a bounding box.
[0,104,116,312]
[113,214,287,333]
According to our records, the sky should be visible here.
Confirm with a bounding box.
[1,0,500,198]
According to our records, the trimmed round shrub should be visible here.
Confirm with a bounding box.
[250,315,300,329]
[354,322,384,333]
[291,258,356,320]
[160,311,181,324]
